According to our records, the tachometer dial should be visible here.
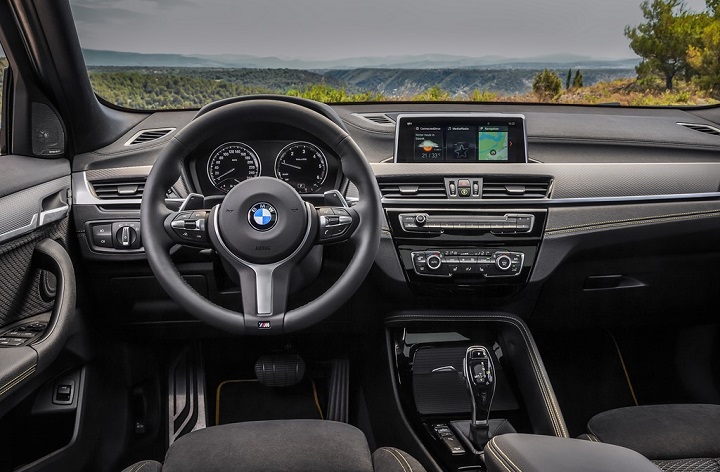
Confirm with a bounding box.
[207,142,261,193]
[274,142,328,194]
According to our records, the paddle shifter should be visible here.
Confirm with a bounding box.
[463,345,496,447]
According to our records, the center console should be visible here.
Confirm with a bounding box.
[385,113,549,299]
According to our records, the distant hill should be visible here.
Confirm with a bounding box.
[82,49,639,70]
[325,68,637,96]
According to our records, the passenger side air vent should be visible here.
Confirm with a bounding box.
[677,122,720,136]
[352,113,396,127]
[481,178,551,199]
[90,178,146,200]
[124,127,176,146]
[379,181,447,199]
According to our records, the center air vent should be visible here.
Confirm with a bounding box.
[379,181,447,199]
[90,178,146,199]
[353,113,396,127]
[481,178,551,199]
[124,127,176,146]
[677,122,720,136]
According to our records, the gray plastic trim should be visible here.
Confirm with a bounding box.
[0,177,71,243]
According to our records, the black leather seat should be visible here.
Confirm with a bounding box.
[121,420,427,472]
[583,404,720,472]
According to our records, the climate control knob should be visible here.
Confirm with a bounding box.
[426,254,442,270]
[495,254,512,271]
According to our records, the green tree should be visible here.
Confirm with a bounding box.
[625,0,702,90]
[566,69,573,89]
[573,70,584,88]
[532,69,563,101]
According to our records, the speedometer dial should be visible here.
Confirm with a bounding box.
[274,142,328,194]
[207,142,261,193]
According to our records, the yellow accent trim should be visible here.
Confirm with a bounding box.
[0,365,36,397]
[214,379,258,426]
[311,379,324,420]
[608,332,639,406]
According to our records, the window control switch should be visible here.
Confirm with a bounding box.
[53,382,74,405]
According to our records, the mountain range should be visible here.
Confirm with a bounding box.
[81,49,639,70]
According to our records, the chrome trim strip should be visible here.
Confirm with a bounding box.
[382,191,720,206]
[124,127,176,146]
[38,205,69,227]
[0,214,38,244]
[73,171,142,205]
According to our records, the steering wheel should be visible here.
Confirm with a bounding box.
[140,100,382,335]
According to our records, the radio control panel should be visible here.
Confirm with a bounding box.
[399,213,533,234]
[411,249,524,278]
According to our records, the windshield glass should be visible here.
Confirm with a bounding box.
[70,0,718,108]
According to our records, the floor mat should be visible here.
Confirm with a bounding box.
[216,379,323,425]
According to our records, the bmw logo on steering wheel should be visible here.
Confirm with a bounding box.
[248,202,278,231]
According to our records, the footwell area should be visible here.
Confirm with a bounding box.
[215,379,323,425]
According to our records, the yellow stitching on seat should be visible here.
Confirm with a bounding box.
[485,441,515,472]
[390,447,414,472]
[379,447,408,472]
[490,438,524,472]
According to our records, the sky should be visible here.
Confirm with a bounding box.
[70,0,710,60]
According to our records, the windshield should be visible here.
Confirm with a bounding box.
[70,0,718,108]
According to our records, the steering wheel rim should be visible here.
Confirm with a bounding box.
[140,99,382,335]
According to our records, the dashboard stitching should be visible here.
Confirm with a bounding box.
[386,314,568,437]
[546,210,720,235]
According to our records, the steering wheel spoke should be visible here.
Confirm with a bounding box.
[236,263,291,319]
[316,206,359,244]
[163,209,213,248]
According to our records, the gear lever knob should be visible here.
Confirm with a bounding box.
[464,346,496,437]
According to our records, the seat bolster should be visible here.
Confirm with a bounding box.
[372,447,428,472]
[121,460,163,472]
[587,404,720,460]
[162,420,374,472]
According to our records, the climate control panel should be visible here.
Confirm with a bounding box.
[411,249,524,278]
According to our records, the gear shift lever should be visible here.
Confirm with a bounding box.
[463,345,496,447]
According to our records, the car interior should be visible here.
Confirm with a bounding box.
[0,1,719,471]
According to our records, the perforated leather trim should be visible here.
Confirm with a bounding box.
[653,458,720,472]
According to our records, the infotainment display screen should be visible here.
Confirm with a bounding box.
[394,113,528,163]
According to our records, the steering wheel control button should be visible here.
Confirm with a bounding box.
[248,202,278,232]
[411,249,524,278]
[171,211,209,244]
[318,206,355,242]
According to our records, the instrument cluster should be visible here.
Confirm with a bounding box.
[189,139,342,197]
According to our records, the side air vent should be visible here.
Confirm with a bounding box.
[352,113,396,127]
[482,178,551,199]
[379,181,447,199]
[90,178,146,199]
[677,122,720,136]
[124,127,176,146]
